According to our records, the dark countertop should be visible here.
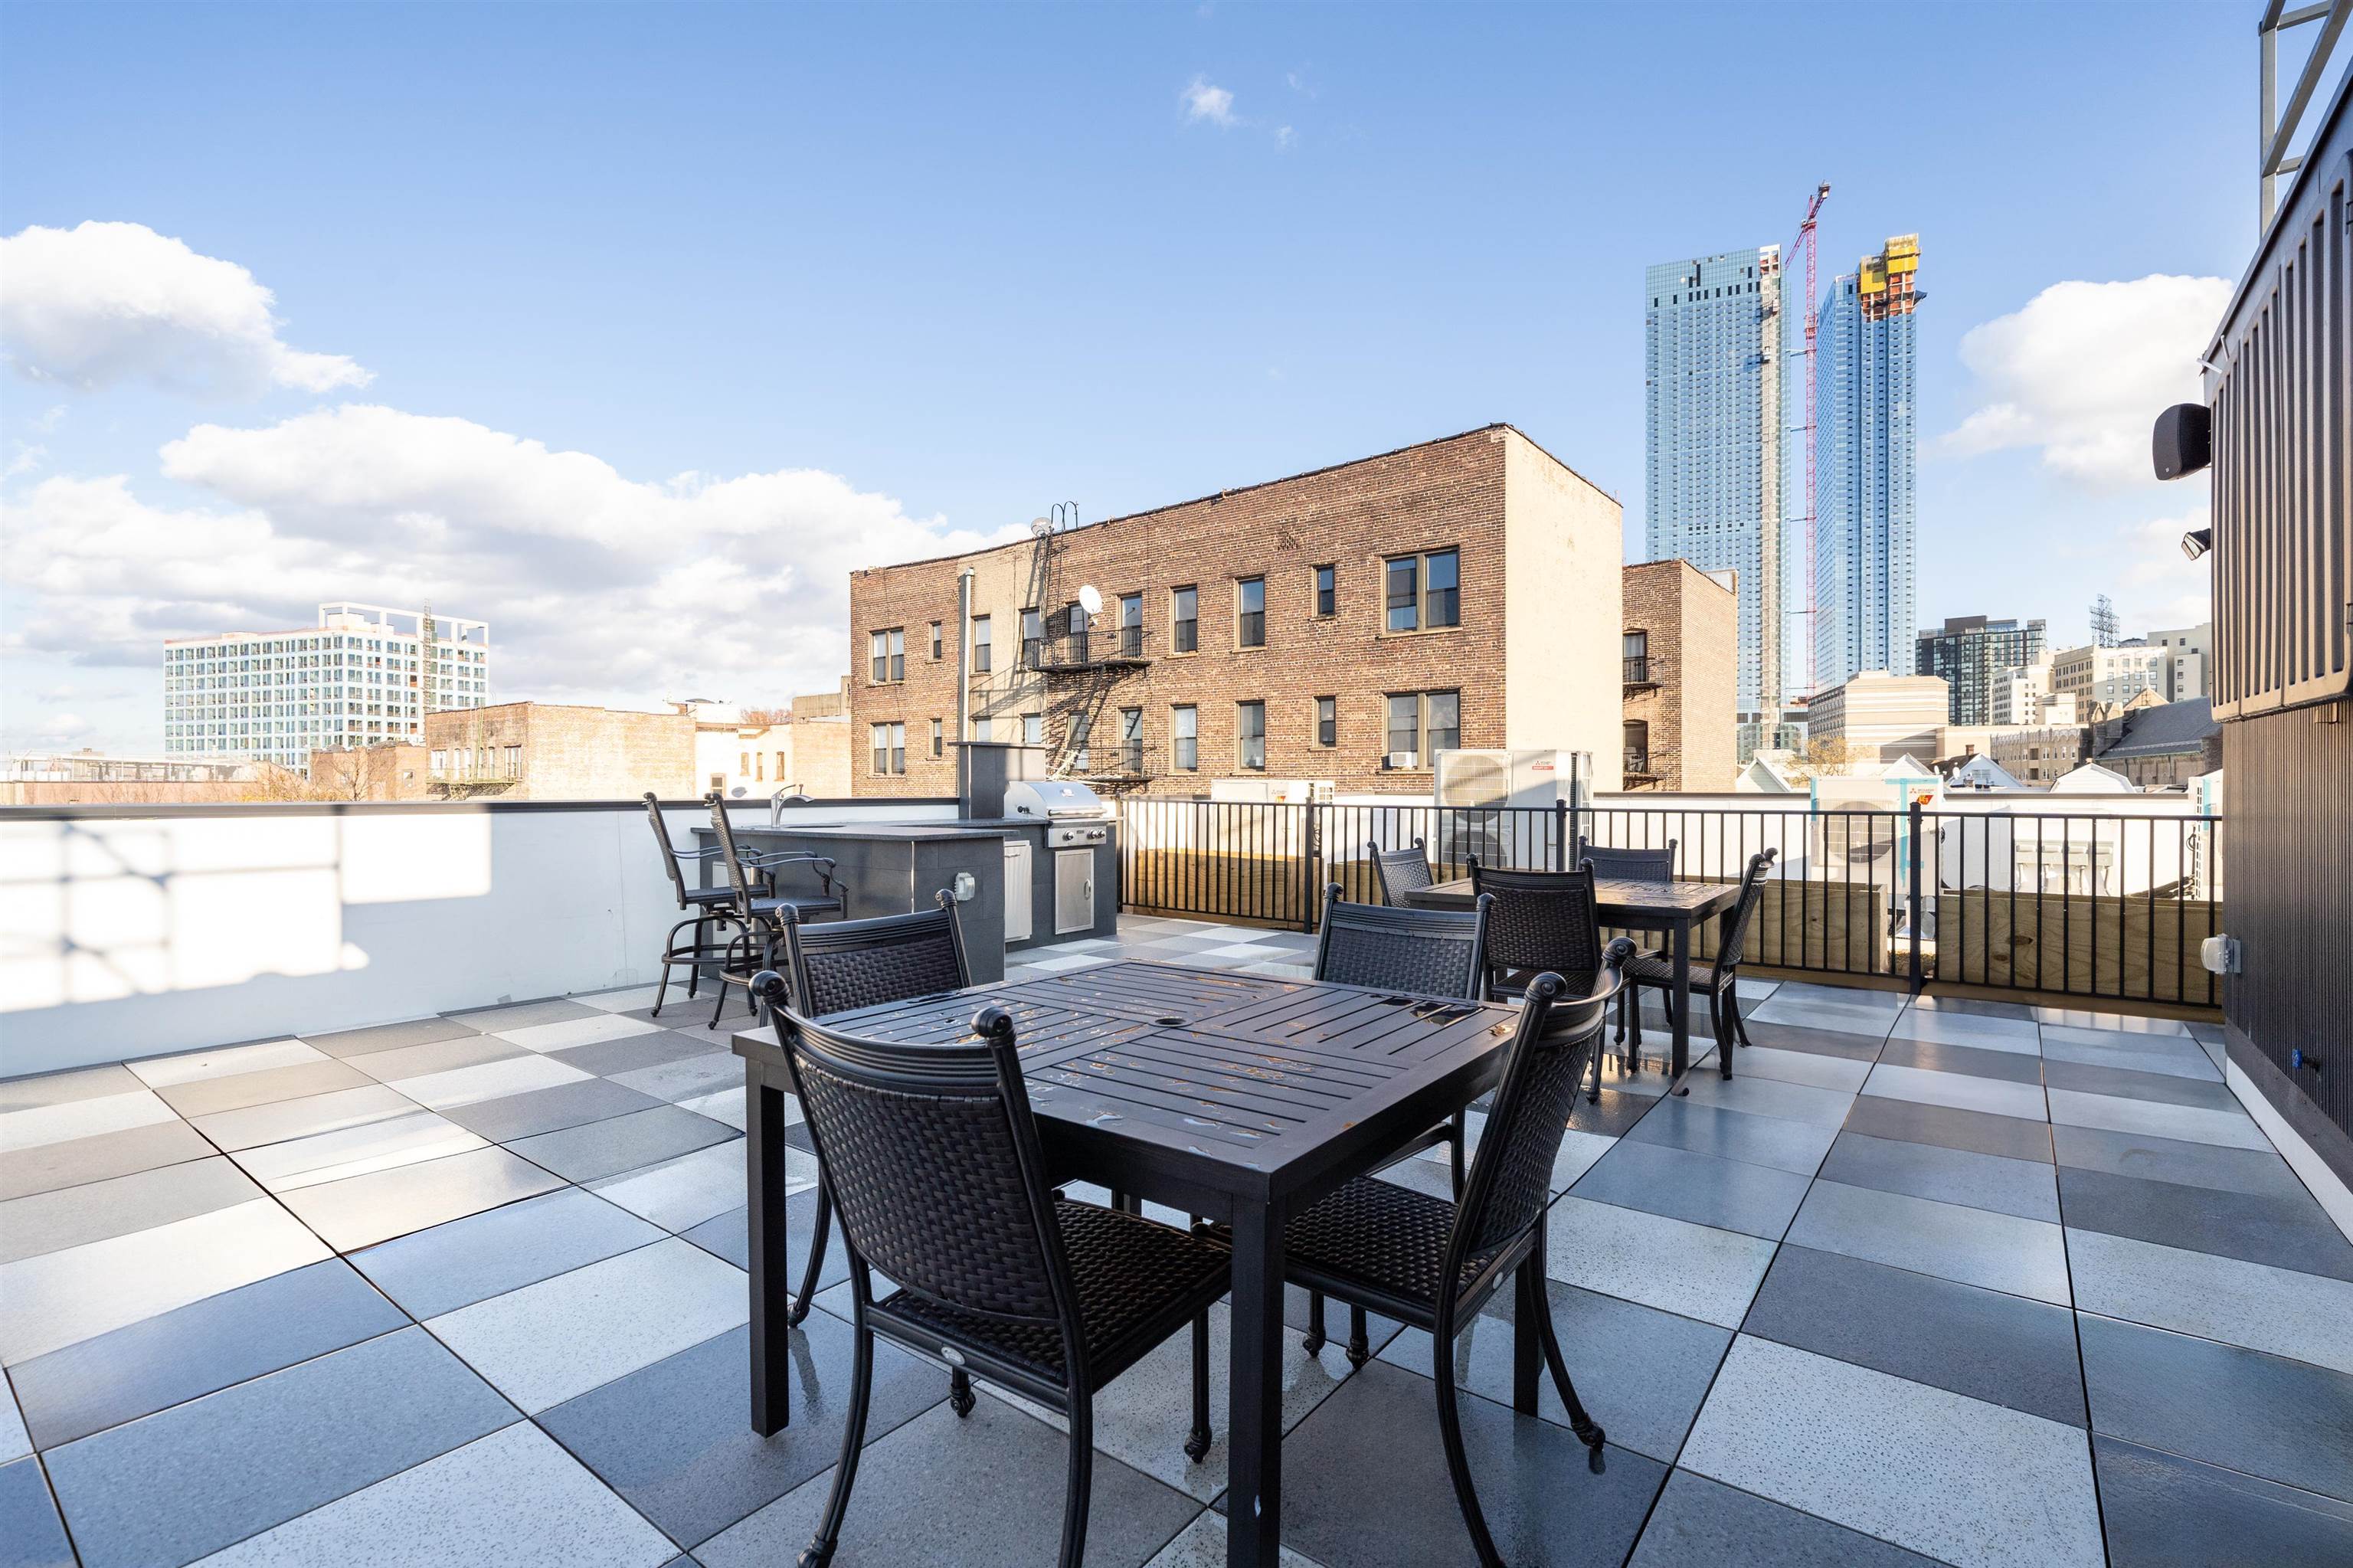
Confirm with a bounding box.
[695,822,1010,843]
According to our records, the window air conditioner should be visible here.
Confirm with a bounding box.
[1383,751,1419,770]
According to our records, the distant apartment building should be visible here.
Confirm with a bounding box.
[1805,669,1949,765]
[2147,621,2214,702]
[1989,723,2092,787]
[309,702,693,800]
[694,682,854,800]
[2,752,260,807]
[1915,614,2045,725]
[2052,640,2174,708]
[1990,649,2076,726]
[1644,246,1791,746]
[1814,236,1921,694]
[1621,561,1738,791]
[846,426,1623,797]
[165,603,490,774]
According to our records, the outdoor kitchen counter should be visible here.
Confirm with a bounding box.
[693,823,1010,980]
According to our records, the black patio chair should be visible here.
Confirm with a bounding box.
[705,792,845,1028]
[772,892,970,1327]
[1253,952,1631,1568]
[769,991,1232,1568]
[1368,836,1436,906]
[643,793,742,1020]
[1622,848,1777,1080]
[1576,838,1677,882]
[1300,884,1494,1368]
[1468,859,1612,1102]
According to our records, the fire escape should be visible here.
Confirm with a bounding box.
[1025,511,1152,791]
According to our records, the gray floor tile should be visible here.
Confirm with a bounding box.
[191,1419,678,1568]
[303,1016,482,1058]
[277,1144,565,1251]
[0,1457,75,1568]
[0,1377,22,1464]
[189,1083,421,1152]
[2040,1057,2240,1111]
[2067,1228,2353,1376]
[398,1052,595,1110]
[424,1237,748,1413]
[8,1259,405,1450]
[1677,1072,1854,1128]
[348,1032,529,1083]
[1875,1035,2045,1084]
[0,1155,263,1265]
[1,1088,178,1152]
[1623,1098,1838,1176]
[1816,1131,2059,1223]
[2040,1028,2220,1082]
[1563,1085,1658,1140]
[229,1109,486,1193]
[1786,1180,2071,1304]
[2093,1433,2353,1568]
[591,1140,771,1233]
[2033,1007,2190,1035]
[2049,1122,2311,1198]
[41,1326,513,1568]
[153,1058,373,1118]
[548,1033,722,1079]
[0,1117,214,1203]
[1569,1138,1811,1240]
[2045,1088,2268,1151]
[679,1189,848,1296]
[354,1186,663,1318]
[1741,1244,2085,1426]
[1861,1062,2047,1121]
[538,1318,944,1549]
[1886,1007,2041,1049]
[696,1396,1199,1568]
[1139,1512,1321,1568]
[437,1077,669,1142]
[1240,1357,1669,1568]
[512,1106,738,1184]
[1724,1045,1873,1092]
[1628,1468,1943,1567]
[0,1063,145,1114]
[1679,1335,2103,1568]
[496,1014,673,1054]
[1544,1195,1777,1328]
[1379,1278,1731,1464]
[448,998,604,1030]
[2058,1165,2353,1282]
[1839,1093,2053,1163]
[1733,1020,1887,1060]
[1910,994,2038,1020]
[2079,1312,2353,1504]
[613,1052,746,1104]
[1747,994,1900,1040]
[125,1039,326,1089]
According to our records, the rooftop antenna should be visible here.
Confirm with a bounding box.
[1049,501,1081,532]
[2090,594,2120,648]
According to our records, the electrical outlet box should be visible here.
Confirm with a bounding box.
[2200,935,2242,977]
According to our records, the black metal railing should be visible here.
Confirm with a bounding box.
[1114,797,2225,1010]
[1623,656,1651,685]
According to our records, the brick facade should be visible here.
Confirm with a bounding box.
[1620,560,1738,791]
[311,704,699,800]
[849,426,1622,797]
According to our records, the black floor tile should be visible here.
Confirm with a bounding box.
[508,1105,739,1184]
[1874,1036,2044,1085]
[2080,1314,2353,1504]
[0,1458,74,1568]
[546,1033,720,1079]
[1839,1094,2052,1163]
[1734,1021,1885,1061]
[2057,1166,2353,1282]
[1739,1245,2086,1426]
[2040,1059,2241,1111]
[2050,1123,2310,1198]
[2095,1434,2353,1567]
[1263,1358,1668,1568]
[679,1188,848,1298]
[1565,1087,1654,1140]
[437,1078,669,1141]
[1628,1469,1942,1566]
[1907,995,2037,1021]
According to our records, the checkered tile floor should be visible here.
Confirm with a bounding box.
[5,914,2351,1566]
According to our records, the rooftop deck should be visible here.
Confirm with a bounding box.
[4,916,2349,1568]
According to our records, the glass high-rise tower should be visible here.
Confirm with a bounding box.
[1644,247,1791,751]
[1813,234,1920,693]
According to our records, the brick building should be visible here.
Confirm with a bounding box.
[309,703,698,800]
[847,426,1623,796]
[1620,561,1738,791]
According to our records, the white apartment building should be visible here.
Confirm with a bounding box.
[2148,622,2213,702]
[2051,640,2175,709]
[1991,650,2054,726]
[164,603,491,773]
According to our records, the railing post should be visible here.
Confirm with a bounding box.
[1553,798,1569,871]
[1301,802,1323,932]
[1906,799,1926,995]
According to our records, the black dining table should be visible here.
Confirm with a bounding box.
[1404,876,1740,1079]
[731,958,1538,1568]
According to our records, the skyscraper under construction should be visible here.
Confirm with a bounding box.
[1813,234,1922,692]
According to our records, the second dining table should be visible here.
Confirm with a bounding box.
[1402,874,1741,1079]
[731,957,1544,1568]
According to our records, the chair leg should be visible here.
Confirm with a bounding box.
[1346,1304,1370,1368]
[1612,987,1627,1047]
[1729,985,1755,1049]
[1302,1290,1327,1355]
[1586,1020,1605,1103]
[709,930,745,1030]
[1448,1110,1467,1197]
[1185,1311,1212,1462]
[1713,991,1733,1081]
[1432,1325,1507,1568]
[1626,982,1645,1073]
[1533,1275,1607,1451]
[788,1186,831,1327]
[948,1367,975,1418]
[1057,1394,1095,1568]
[797,1318,875,1567]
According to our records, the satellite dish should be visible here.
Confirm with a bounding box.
[1077,584,1104,616]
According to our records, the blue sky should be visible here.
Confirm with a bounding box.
[0,1,2273,753]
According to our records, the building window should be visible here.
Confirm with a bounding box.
[930,718,944,758]
[775,751,786,781]
[1625,721,1651,777]
[929,621,943,660]
[1118,593,1143,657]
[1118,706,1142,772]
[972,715,993,743]
[1386,693,1419,763]
[1021,607,1043,669]
[1237,578,1265,648]
[869,628,905,683]
[1314,564,1336,617]
[1386,549,1460,631]
[1069,712,1091,772]
[1426,690,1460,753]
[971,614,992,673]
[1172,586,1198,654]
[741,751,751,777]
[869,722,906,775]
[1623,630,1650,685]
[1315,696,1337,748]
[1173,704,1198,771]
[1384,690,1458,765]
[1237,701,1265,770]
[1022,712,1044,746]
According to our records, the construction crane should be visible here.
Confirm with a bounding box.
[1786,182,1830,704]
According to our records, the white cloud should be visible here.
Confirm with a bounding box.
[1275,125,1295,149]
[0,221,370,396]
[2116,504,2216,634]
[1182,77,1237,126]
[36,712,93,742]
[2,404,1018,707]
[1941,274,2229,490]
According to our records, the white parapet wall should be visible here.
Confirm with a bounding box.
[0,797,959,1078]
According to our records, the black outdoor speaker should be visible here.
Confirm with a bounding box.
[2152,402,2211,481]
